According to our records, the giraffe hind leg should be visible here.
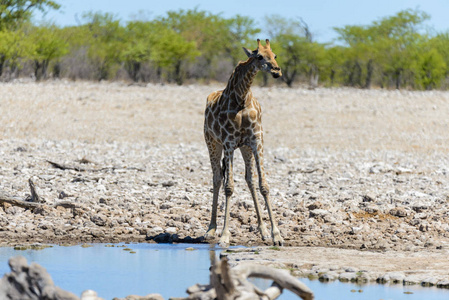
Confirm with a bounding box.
[218,149,235,248]
[240,146,270,241]
[253,146,284,246]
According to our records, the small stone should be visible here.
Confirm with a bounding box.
[81,290,101,300]
[422,277,439,286]
[162,181,176,187]
[339,272,357,282]
[309,209,329,218]
[165,227,177,235]
[319,271,338,281]
[389,207,408,218]
[437,280,449,288]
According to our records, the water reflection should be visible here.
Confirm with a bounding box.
[0,244,447,300]
[0,243,218,299]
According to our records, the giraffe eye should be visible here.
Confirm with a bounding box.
[274,55,277,59]
[257,55,263,60]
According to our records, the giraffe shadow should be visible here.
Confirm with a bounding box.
[146,233,207,244]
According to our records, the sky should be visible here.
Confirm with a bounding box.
[34,0,449,43]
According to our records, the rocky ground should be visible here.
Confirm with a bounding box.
[1,80,449,287]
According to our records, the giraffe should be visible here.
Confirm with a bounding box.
[203,39,283,247]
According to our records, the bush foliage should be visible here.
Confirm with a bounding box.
[0,2,448,89]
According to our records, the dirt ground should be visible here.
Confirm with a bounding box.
[1,80,449,287]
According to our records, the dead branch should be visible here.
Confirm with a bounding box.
[46,160,88,172]
[53,200,85,210]
[0,193,42,209]
[185,257,314,300]
[46,160,145,172]
[233,263,315,300]
[28,178,43,203]
[0,193,85,211]
[0,179,85,212]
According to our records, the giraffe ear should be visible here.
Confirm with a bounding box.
[242,47,254,58]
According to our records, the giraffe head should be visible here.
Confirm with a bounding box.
[243,39,282,78]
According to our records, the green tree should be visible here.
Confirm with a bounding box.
[334,25,378,88]
[323,46,345,86]
[265,15,324,87]
[0,28,27,77]
[25,24,68,80]
[81,12,125,80]
[0,0,60,30]
[122,21,152,82]
[149,23,199,85]
[334,9,431,89]
[429,32,449,81]
[224,15,261,66]
[372,9,430,89]
[158,8,230,79]
[413,47,447,90]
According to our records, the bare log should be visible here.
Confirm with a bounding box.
[28,179,43,203]
[46,160,87,172]
[0,179,85,213]
[0,193,42,209]
[186,257,314,300]
[53,200,85,210]
[0,193,84,210]
[46,160,145,172]
[233,263,314,300]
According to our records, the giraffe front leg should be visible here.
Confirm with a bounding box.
[240,146,270,241]
[219,150,234,248]
[253,146,284,246]
[204,174,220,240]
[205,223,217,240]
[261,182,284,246]
[205,137,222,241]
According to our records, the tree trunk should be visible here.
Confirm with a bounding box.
[262,72,268,87]
[395,69,402,89]
[309,65,319,88]
[0,54,5,78]
[34,60,42,80]
[282,69,296,87]
[125,60,141,82]
[53,61,61,78]
[364,59,373,89]
[174,60,183,85]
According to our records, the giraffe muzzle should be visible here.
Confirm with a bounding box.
[271,67,282,78]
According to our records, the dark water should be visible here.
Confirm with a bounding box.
[0,243,448,300]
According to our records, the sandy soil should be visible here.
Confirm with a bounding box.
[1,80,449,287]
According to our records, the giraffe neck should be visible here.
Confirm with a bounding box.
[224,58,259,109]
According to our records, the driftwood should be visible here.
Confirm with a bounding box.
[185,256,314,300]
[46,160,89,172]
[46,160,145,172]
[0,193,42,209]
[0,178,85,212]
[0,256,80,300]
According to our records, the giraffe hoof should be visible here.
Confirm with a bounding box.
[273,236,284,247]
[218,234,230,248]
[273,239,284,247]
[259,225,270,241]
[204,234,214,241]
[219,241,230,249]
[272,230,284,246]
[261,234,271,241]
[204,227,217,240]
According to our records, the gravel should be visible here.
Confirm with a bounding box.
[1,80,449,282]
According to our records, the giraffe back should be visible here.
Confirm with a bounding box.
[204,89,263,149]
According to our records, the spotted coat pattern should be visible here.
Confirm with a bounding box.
[203,39,284,247]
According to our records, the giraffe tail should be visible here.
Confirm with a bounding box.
[222,157,226,188]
